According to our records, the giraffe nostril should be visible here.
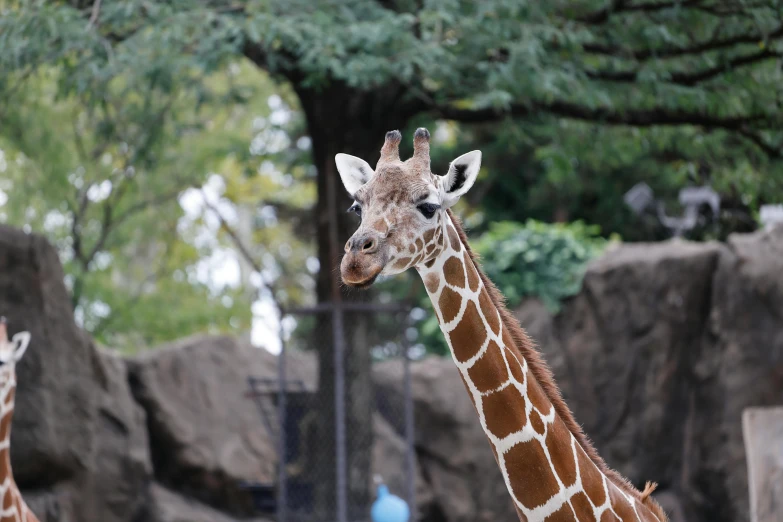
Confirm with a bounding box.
[362,239,375,252]
[345,240,352,253]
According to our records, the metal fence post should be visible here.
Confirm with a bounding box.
[326,157,348,522]
[332,304,348,522]
[277,332,288,522]
[402,315,416,521]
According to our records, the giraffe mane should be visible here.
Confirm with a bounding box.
[447,210,668,522]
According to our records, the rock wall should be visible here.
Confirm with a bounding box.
[1,223,781,522]
[514,228,783,522]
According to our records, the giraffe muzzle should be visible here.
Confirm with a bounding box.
[341,232,386,288]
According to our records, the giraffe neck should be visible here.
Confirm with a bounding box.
[0,367,35,522]
[416,213,665,522]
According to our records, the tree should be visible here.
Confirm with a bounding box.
[0,57,313,351]
[3,0,782,518]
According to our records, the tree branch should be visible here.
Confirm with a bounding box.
[578,0,703,25]
[737,128,782,157]
[584,23,783,60]
[199,191,286,317]
[435,99,770,129]
[587,47,782,85]
[435,99,782,158]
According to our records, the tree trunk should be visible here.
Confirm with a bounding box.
[295,81,415,520]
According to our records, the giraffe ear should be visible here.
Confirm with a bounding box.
[335,154,375,196]
[11,332,30,362]
[441,150,481,208]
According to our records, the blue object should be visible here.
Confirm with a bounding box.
[371,484,410,522]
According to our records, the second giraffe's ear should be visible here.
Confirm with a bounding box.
[11,332,30,362]
[441,150,481,208]
[335,154,375,196]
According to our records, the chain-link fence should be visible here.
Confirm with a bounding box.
[246,302,418,522]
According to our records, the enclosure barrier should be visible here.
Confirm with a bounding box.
[247,301,417,522]
[742,406,783,522]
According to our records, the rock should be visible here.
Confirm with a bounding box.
[0,225,153,522]
[82,348,153,521]
[536,233,783,522]
[545,239,726,519]
[0,225,98,486]
[370,413,434,518]
[22,487,75,522]
[148,483,273,522]
[705,228,783,521]
[374,358,516,522]
[127,334,316,516]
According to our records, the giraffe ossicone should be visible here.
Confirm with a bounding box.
[0,318,39,522]
[336,130,668,522]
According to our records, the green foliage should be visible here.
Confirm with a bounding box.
[0,59,314,351]
[474,220,611,311]
[422,119,777,243]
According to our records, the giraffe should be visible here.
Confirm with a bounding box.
[335,129,668,522]
[0,318,38,522]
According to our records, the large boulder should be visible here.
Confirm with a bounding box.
[702,227,783,521]
[148,483,273,522]
[0,225,98,486]
[83,349,154,521]
[514,231,783,522]
[127,334,316,516]
[370,412,434,517]
[0,225,152,522]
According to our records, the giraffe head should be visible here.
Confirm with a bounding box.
[0,318,30,386]
[336,128,481,287]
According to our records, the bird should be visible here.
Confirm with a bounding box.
[371,476,410,522]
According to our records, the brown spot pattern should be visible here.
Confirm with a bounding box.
[467,341,506,393]
[448,300,487,362]
[570,492,595,519]
[609,486,637,521]
[0,413,10,441]
[529,410,545,436]
[393,257,411,270]
[464,251,480,291]
[527,379,552,415]
[423,228,435,243]
[483,385,527,439]
[546,418,578,488]
[506,440,561,509]
[600,510,621,522]
[438,287,462,324]
[578,446,608,507]
[443,256,466,288]
[507,349,526,384]
[371,219,388,234]
[0,450,9,479]
[448,225,461,251]
[424,273,440,293]
[478,289,499,334]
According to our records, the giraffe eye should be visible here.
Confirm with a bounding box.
[347,203,362,218]
[417,203,439,219]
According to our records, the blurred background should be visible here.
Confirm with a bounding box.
[0,1,782,522]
